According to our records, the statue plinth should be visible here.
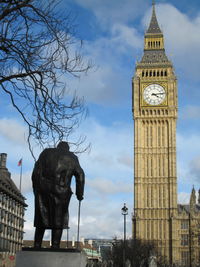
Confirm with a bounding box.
[15,248,87,267]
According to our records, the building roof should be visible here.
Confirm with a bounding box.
[137,2,172,67]
[178,204,200,214]
[140,49,170,64]
[0,154,26,206]
[146,3,162,35]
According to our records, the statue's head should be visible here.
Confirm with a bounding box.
[57,141,69,151]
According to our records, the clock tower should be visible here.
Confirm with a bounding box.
[132,2,178,263]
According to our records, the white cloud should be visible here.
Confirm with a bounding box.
[88,178,132,195]
[0,118,26,145]
[177,132,200,191]
[110,24,143,51]
[67,198,132,240]
[23,220,34,240]
[72,0,147,28]
[178,192,190,204]
[78,118,133,179]
[67,28,141,105]
[189,156,200,183]
[11,171,32,194]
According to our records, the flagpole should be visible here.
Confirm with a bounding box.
[19,159,23,192]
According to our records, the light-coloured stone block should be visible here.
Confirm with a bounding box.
[15,249,87,267]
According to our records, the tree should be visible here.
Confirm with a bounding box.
[106,238,166,267]
[0,0,91,158]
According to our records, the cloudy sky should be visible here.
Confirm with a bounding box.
[1,0,200,242]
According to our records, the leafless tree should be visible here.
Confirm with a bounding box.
[0,0,91,159]
[106,238,167,267]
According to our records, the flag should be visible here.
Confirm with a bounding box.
[18,158,22,166]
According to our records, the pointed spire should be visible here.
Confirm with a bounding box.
[190,186,196,207]
[198,189,200,205]
[146,1,162,34]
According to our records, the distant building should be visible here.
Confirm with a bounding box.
[85,239,113,261]
[23,239,101,262]
[0,153,27,267]
[176,188,200,266]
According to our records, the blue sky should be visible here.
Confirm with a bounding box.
[1,0,200,241]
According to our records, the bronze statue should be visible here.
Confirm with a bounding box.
[32,141,85,248]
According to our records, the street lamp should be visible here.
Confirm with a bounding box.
[121,203,128,267]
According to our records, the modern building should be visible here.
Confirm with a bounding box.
[85,238,113,261]
[132,2,200,266]
[0,153,26,267]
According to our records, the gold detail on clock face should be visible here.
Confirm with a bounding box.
[143,84,166,106]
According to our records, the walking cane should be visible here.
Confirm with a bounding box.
[77,200,81,249]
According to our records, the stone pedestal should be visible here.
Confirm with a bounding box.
[15,248,87,267]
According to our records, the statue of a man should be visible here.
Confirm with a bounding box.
[32,141,85,248]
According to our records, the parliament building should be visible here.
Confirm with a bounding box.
[0,153,26,267]
[132,3,200,266]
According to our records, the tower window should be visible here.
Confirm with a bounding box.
[147,186,150,207]
[161,71,163,77]
[181,235,189,246]
[181,252,189,266]
[181,221,188,229]
[157,71,159,77]
[151,157,153,176]
[153,71,156,76]
[159,221,162,238]
[142,71,144,77]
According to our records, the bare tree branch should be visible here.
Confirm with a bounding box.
[0,0,92,158]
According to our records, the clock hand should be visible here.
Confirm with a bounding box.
[152,93,164,97]
[151,93,159,97]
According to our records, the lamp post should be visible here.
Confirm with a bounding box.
[121,203,128,267]
[66,227,70,248]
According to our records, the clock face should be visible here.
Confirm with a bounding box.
[143,84,166,105]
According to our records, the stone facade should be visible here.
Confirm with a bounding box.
[0,153,26,267]
[132,3,200,266]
